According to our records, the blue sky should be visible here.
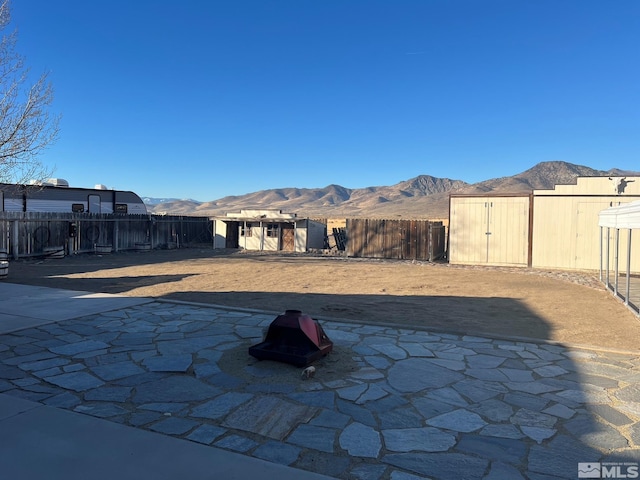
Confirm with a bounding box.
[12,1,640,201]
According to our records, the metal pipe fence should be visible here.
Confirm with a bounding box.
[600,225,639,316]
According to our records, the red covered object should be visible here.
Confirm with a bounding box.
[248,310,333,367]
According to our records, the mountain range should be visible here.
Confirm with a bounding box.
[145,161,639,219]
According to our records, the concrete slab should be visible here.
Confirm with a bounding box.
[0,283,151,334]
[0,394,334,480]
[0,393,40,420]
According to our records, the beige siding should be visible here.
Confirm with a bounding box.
[450,199,489,265]
[450,177,640,272]
[536,176,640,196]
[533,176,640,271]
[532,196,636,270]
[576,201,606,269]
[531,196,575,269]
[449,196,530,266]
[488,198,530,266]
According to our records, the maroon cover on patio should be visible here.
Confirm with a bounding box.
[248,310,333,367]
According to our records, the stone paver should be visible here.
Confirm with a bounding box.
[1,300,639,479]
[382,427,456,453]
[339,422,381,457]
[223,396,318,440]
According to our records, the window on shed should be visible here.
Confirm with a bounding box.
[240,223,252,237]
[266,224,279,237]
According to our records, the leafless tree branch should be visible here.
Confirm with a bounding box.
[0,0,59,184]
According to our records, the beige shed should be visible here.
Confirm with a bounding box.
[448,194,532,267]
[449,176,640,271]
[532,176,640,270]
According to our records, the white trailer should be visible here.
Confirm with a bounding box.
[0,181,148,215]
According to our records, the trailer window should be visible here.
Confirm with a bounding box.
[72,203,84,213]
[88,195,101,213]
[115,204,128,213]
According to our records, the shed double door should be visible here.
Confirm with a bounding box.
[449,197,530,266]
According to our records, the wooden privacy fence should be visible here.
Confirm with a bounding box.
[346,219,446,261]
[0,212,213,259]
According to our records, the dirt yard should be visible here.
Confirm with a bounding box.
[4,248,640,353]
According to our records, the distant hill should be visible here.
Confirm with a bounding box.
[145,161,640,219]
[143,197,199,206]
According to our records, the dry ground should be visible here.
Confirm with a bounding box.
[4,248,640,353]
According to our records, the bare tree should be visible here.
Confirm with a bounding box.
[0,0,59,184]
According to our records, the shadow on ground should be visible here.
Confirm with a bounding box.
[2,250,639,478]
[0,286,638,478]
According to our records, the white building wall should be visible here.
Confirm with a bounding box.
[294,221,307,252]
[238,223,280,251]
[227,209,296,220]
[261,224,280,251]
[213,220,227,248]
[215,211,324,252]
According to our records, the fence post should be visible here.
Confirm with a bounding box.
[614,228,619,296]
[150,216,155,249]
[625,229,631,307]
[11,220,19,260]
[113,218,119,252]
